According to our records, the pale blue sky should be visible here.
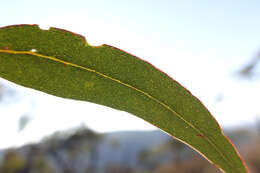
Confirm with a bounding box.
[0,1,260,148]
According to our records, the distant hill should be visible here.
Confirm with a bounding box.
[0,127,259,173]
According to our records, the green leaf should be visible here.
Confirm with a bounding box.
[0,25,248,173]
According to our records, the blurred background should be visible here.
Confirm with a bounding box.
[0,1,260,172]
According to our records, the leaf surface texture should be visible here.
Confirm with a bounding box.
[0,25,248,173]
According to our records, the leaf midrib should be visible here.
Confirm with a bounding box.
[0,49,231,170]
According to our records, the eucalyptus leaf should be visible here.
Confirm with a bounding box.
[0,25,248,173]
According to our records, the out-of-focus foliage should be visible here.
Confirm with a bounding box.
[238,50,260,79]
[0,126,260,173]
[18,115,31,132]
[0,81,33,132]
[0,150,26,173]
[0,83,14,101]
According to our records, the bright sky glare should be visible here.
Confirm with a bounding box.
[0,0,260,148]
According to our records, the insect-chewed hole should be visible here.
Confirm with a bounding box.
[39,24,50,30]
[30,49,37,52]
